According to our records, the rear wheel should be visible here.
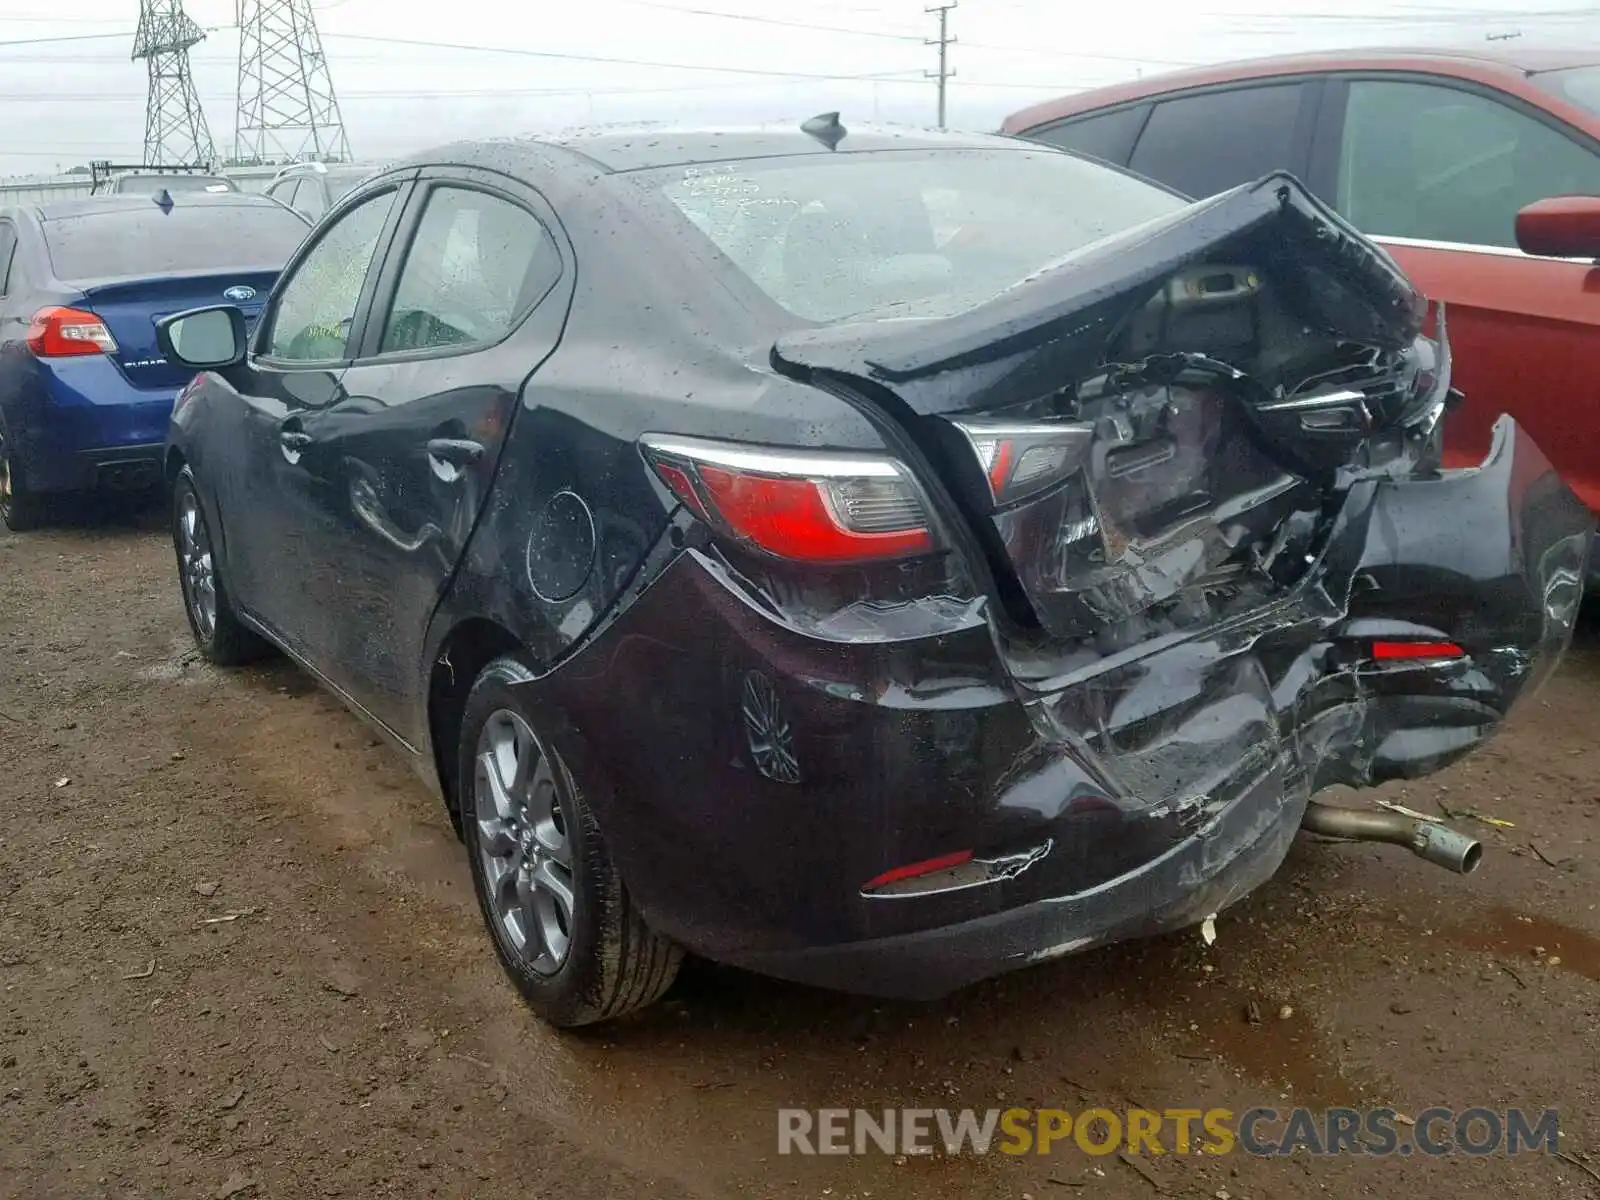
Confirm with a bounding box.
[0,422,44,532]
[172,467,269,665]
[459,657,682,1028]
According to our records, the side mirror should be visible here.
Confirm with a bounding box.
[1514,195,1600,259]
[156,305,247,369]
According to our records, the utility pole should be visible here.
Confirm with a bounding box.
[926,1,956,130]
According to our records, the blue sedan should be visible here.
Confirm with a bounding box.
[0,189,310,529]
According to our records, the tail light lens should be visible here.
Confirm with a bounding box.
[1372,639,1464,661]
[26,307,118,358]
[946,418,1094,510]
[640,434,939,563]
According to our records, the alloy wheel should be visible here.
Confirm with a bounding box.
[473,710,575,976]
[177,489,218,641]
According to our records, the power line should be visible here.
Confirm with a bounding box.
[959,42,1205,67]
[0,70,934,105]
[926,1,956,129]
[608,1,924,42]
[320,31,925,80]
[0,14,136,23]
[0,30,135,47]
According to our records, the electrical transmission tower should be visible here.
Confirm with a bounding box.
[926,1,957,130]
[133,1,218,167]
[235,0,352,165]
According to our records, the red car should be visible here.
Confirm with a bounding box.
[1002,46,1600,533]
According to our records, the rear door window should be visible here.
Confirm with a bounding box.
[1336,78,1600,248]
[1025,105,1149,167]
[297,180,329,222]
[378,185,561,354]
[42,202,310,280]
[268,178,301,209]
[1128,83,1309,199]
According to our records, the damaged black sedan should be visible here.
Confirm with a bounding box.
[157,121,1591,1027]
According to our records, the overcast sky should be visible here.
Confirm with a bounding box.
[1,0,1595,176]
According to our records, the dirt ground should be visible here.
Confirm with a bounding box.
[3,502,1600,1200]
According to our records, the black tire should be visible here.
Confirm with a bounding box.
[0,420,45,532]
[171,466,270,666]
[458,656,682,1028]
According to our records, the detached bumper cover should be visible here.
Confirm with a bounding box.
[514,417,1589,1000]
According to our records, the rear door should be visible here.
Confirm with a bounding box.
[279,169,571,740]
[1124,79,1321,197]
[1313,74,1600,511]
[1021,103,1151,167]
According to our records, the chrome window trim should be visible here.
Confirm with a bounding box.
[1373,233,1594,264]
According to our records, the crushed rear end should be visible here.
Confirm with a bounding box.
[547,173,1591,998]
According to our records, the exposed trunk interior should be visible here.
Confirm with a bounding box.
[772,174,1452,654]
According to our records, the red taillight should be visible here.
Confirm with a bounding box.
[1372,640,1465,661]
[650,460,709,521]
[26,307,118,358]
[862,850,974,891]
[640,435,938,564]
[947,418,1095,510]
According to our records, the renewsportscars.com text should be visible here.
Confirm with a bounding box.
[777,1106,1561,1158]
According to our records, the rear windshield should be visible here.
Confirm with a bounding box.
[1535,65,1600,117]
[648,148,1186,322]
[44,202,310,280]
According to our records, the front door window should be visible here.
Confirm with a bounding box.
[264,189,397,362]
[1338,79,1600,248]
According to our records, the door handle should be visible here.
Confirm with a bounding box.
[426,438,484,467]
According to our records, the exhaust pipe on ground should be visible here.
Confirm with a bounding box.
[1300,801,1483,874]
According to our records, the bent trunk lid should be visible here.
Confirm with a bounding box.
[771,174,1449,650]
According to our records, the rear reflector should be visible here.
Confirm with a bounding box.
[862,850,974,891]
[26,306,118,358]
[1372,640,1465,661]
[640,434,938,563]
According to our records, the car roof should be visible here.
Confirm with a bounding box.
[397,122,1031,175]
[1001,43,1600,132]
[30,192,288,223]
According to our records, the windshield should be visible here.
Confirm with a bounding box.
[648,148,1186,323]
[1534,65,1600,117]
[45,202,310,280]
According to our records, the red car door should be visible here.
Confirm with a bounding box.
[1377,241,1600,510]
[1322,74,1600,513]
